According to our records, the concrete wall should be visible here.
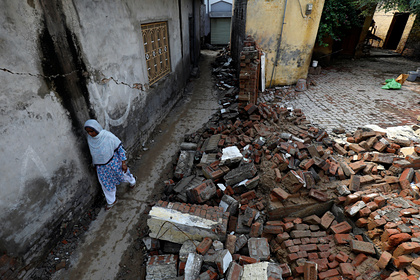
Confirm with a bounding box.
[244,0,325,86]
[0,0,198,268]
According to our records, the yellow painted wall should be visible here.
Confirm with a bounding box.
[245,0,325,86]
[372,10,396,48]
[396,14,416,53]
[372,9,416,52]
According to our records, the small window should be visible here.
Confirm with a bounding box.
[141,22,171,85]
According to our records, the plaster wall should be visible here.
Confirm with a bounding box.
[245,0,325,86]
[372,9,416,52]
[0,0,196,267]
[396,14,416,53]
[372,10,396,48]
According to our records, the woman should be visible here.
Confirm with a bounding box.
[84,119,136,210]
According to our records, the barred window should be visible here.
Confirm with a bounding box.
[141,22,171,85]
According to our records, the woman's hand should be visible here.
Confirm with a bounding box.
[121,161,128,173]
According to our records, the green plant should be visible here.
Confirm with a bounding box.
[317,0,364,47]
[355,0,420,15]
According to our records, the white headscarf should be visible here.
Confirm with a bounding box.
[84,119,122,165]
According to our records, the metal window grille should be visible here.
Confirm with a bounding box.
[142,22,171,85]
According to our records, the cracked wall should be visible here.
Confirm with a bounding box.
[0,0,196,267]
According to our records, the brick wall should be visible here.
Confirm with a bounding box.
[231,0,247,75]
[238,36,261,113]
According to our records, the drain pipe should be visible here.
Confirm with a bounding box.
[269,0,288,88]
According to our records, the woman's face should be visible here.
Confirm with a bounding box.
[85,127,99,137]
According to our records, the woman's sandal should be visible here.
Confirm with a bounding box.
[129,177,137,189]
[105,199,117,211]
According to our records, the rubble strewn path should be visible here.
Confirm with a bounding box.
[284,56,420,133]
[51,50,221,280]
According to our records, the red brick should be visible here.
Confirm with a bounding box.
[350,240,376,255]
[308,252,319,260]
[381,228,400,242]
[239,255,258,265]
[393,254,413,269]
[241,190,257,200]
[320,211,335,230]
[339,263,354,278]
[358,207,371,217]
[334,234,351,245]
[300,244,318,252]
[393,242,420,257]
[328,260,339,269]
[330,221,352,234]
[196,237,212,255]
[335,251,349,263]
[276,232,290,244]
[352,253,368,266]
[287,253,298,262]
[376,251,392,269]
[271,187,290,200]
[309,189,328,202]
[318,269,339,280]
[250,222,262,237]
[388,233,412,247]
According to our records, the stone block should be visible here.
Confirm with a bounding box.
[215,249,232,274]
[174,150,196,179]
[340,162,355,177]
[180,240,200,262]
[185,253,203,280]
[203,134,221,153]
[248,238,270,260]
[146,254,178,280]
[224,163,257,186]
[219,195,239,216]
[220,146,243,165]
[241,262,283,280]
[346,200,366,217]
[242,207,259,227]
[148,204,227,244]
[235,234,248,252]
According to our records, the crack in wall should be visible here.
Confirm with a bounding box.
[0,67,147,91]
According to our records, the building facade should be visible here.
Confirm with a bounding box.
[231,0,325,86]
[0,0,202,270]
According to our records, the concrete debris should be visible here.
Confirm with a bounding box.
[184,253,203,280]
[145,254,178,280]
[142,46,420,280]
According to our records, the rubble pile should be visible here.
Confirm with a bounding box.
[142,51,420,279]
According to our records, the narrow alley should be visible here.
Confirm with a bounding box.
[38,48,420,280]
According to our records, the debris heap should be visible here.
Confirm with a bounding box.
[143,49,420,280]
